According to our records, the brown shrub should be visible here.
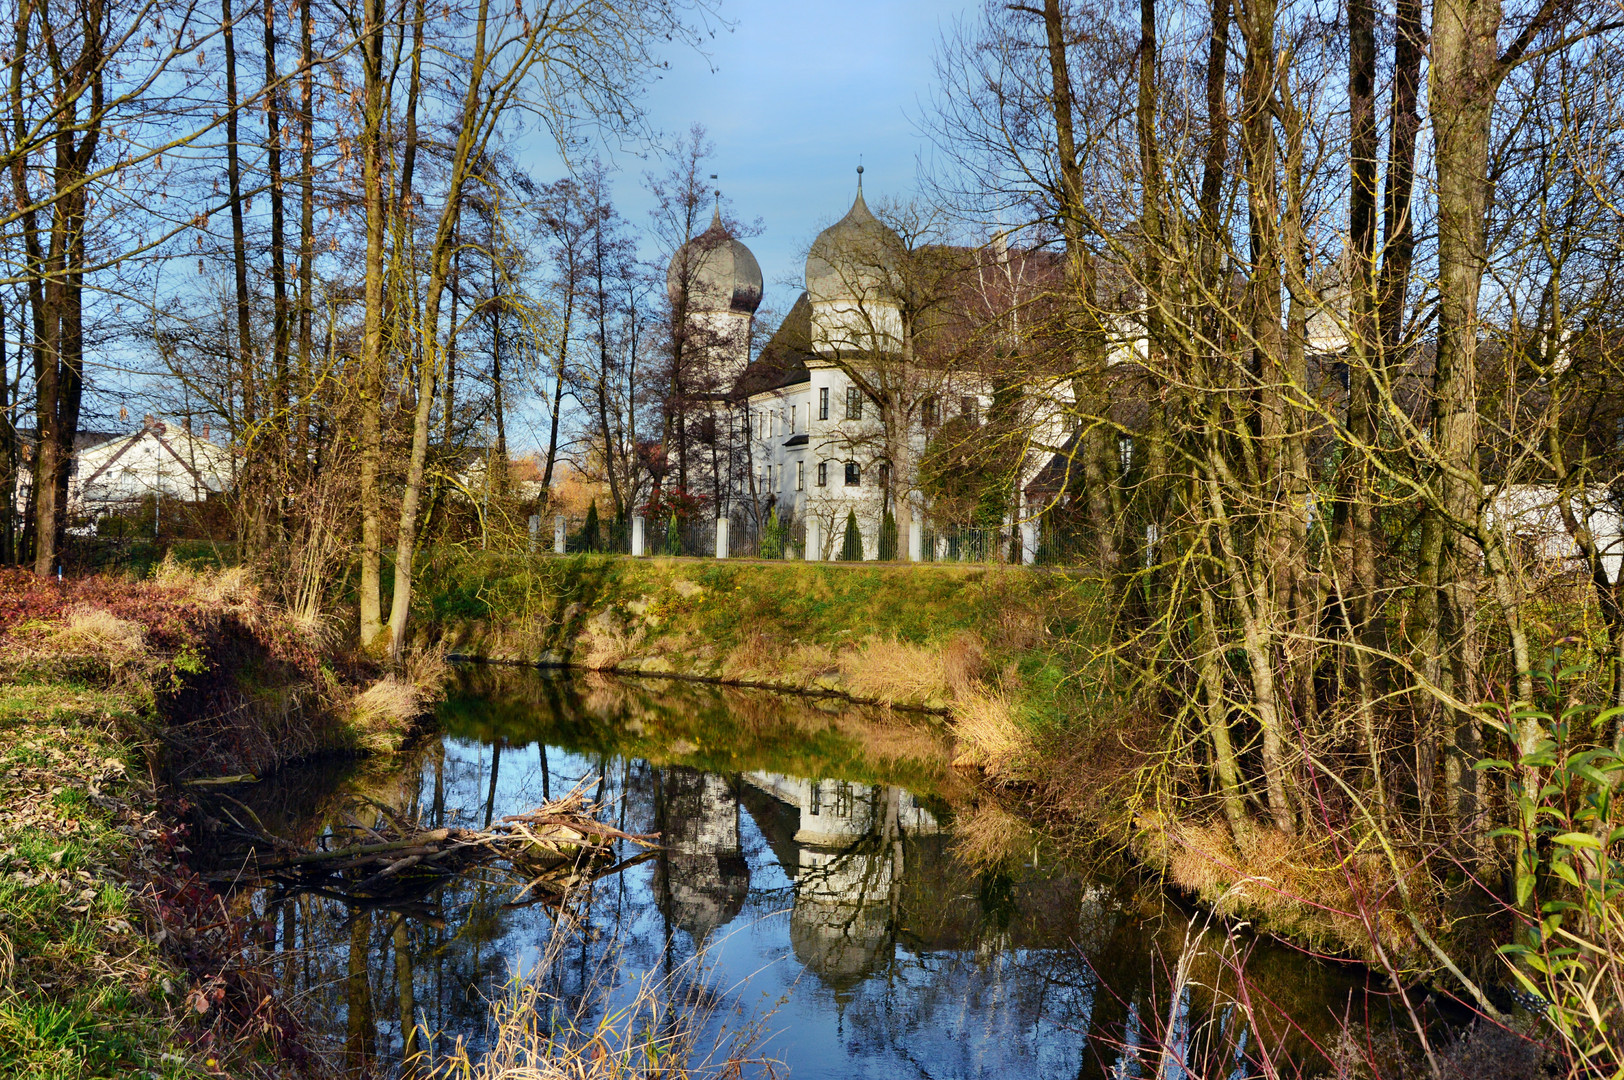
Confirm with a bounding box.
[941,631,987,697]
[577,608,639,670]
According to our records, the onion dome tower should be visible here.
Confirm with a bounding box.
[805,166,903,355]
[667,201,763,387]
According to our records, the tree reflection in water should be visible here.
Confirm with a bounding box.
[228,669,1390,1078]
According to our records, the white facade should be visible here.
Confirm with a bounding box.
[745,366,986,559]
[37,417,234,522]
[1489,484,1624,582]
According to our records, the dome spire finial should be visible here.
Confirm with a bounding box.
[709,174,721,228]
[856,161,864,194]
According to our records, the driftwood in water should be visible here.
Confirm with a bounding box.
[204,784,658,905]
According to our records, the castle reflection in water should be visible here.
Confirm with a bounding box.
[648,764,1102,997]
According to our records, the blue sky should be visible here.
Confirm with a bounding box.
[562,0,974,317]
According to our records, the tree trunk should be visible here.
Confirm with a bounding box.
[357,0,388,648]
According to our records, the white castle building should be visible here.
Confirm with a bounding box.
[669,173,1070,560]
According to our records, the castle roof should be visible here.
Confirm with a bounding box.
[667,207,764,316]
[805,184,902,307]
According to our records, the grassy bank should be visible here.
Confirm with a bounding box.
[0,563,438,1078]
[419,552,1494,973]
[419,551,1104,719]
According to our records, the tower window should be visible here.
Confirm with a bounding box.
[817,461,827,487]
[845,462,861,487]
[819,387,829,421]
[846,386,863,421]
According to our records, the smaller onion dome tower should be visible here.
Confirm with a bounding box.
[805,166,903,356]
[667,202,763,388]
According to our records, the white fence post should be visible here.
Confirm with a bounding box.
[805,516,822,561]
[631,515,645,557]
[907,519,922,563]
[527,514,540,553]
[554,514,566,555]
[715,516,730,559]
[1021,519,1038,565]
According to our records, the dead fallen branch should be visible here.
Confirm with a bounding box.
[201,782,658,905]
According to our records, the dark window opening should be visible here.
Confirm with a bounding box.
[817,461,828,487]
[846,386,863,421]
[922,395,939,427]
[845,461,861,487]
[819,387,829,421]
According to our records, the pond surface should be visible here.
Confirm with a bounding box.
[231,667,1398,1078]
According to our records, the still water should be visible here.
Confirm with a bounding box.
[232,667,1388,1078]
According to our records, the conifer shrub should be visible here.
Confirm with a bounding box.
[665,515,682,556]
[879,509,899,560]
[582,500,601,552]
[841,511,863,561]
[760,508,785,560]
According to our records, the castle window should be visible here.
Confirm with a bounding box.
[819,387,829,421]
[845,461,861,487]
[846,386,863,421]
[817,461,828,487]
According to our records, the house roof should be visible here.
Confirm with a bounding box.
[736,291,815,400]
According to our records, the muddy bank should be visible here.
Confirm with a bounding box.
[0,565,441,1077]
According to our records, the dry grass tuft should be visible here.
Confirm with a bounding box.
[720,630,780,681]
[345,646,448,753]
[951,800,1034,870]
[1148,817,1415,961]
[427,925,777,1080]
[990,600,1044,652]
[152,554,258,608]
[949,687,1029,778]
[841,638,948,706]
[49,608,148,661]
[780,642,839,684]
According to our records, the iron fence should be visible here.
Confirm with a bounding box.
[528,510,1092,567]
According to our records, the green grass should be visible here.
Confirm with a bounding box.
[0,681,205,1079]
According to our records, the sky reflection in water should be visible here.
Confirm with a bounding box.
[245,669,1374,1079]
